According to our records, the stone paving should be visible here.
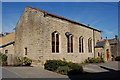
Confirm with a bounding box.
[83,61,120,73]
[2,61,120,79]
[2,66,68,78]
[2,68,21,78]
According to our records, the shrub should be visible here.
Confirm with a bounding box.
[44,60,58,71]
[13,56,32,66]
[44,60,68,71]
[67,62,83,75]
[85,58,104,63]
[13,56,24,66]
[13,62,23,66]
[57,66,71,75]
[1,54,8,66]
[1,54,7,61]
[2,61,8,66]
[68,63,83,71]
[16,56,24,62]
[115,56,120,61]
[100,58,105,63]
[23,57,32,66]
[44,60,83,75]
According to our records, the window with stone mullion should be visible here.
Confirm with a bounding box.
[68,35,73,53]
[56,33,59,53]
[71,36,73,52]
[52,32,55,53]
[90,39,92,53]
[88,38,92,53]
[52,32,59,53]
[79,37,84,53]
[88,38,90,53]
[82,38,84,53]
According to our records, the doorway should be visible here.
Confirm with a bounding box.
[106,49,109,61]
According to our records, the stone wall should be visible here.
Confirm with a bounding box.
[1,44,14,54]
[15,7,101,64]
[95,40,112,61]
[104,40,112,61]
[95,48,104,58]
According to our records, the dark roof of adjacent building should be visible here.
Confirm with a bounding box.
[27,6,101,32]
[95,41,105,48]
[95,38,119,48]
[0,41,15,48]
[108,38,119,45]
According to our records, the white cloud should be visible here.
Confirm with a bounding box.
[102,29,116,39]
[104,29,114,34]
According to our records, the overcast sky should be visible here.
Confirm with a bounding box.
[2,2,118,39]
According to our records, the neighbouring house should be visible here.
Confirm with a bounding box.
[15,6,104,65]
[108,37,120,58]
[0,32,15,65]
[95,39,112,61]
[95,36,120,61]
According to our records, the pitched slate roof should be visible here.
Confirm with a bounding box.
[27,6,101,32]
[0,41,15,48]
[108,39,119,45]
[95,38,119,48]
[95,41,105,48]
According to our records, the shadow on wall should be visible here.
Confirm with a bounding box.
[67,65,120,80]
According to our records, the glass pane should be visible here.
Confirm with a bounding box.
[56,45,59,53]
[82,38,84,52]
[52,33,55,53]
[71,36,73,52]
[67,37,69,53]
[52,46,55,52]
[79,38,81,52]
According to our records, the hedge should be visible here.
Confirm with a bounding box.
[1,54,8,66]
[115,56,120,61]
[44,60,83,75]
[85,58,104,63]
[13,56,32,66]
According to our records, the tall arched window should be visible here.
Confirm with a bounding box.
[88,38,92,53]
[67,34,73,53]
[79,36,84,53]
[52,31,59,53]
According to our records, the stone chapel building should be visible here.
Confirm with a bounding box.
[15,6,111,65]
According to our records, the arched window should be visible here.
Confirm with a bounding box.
[67,34,73,53]
[88,38,92,53]
[79,36,84,53]
[52,31,59,53]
